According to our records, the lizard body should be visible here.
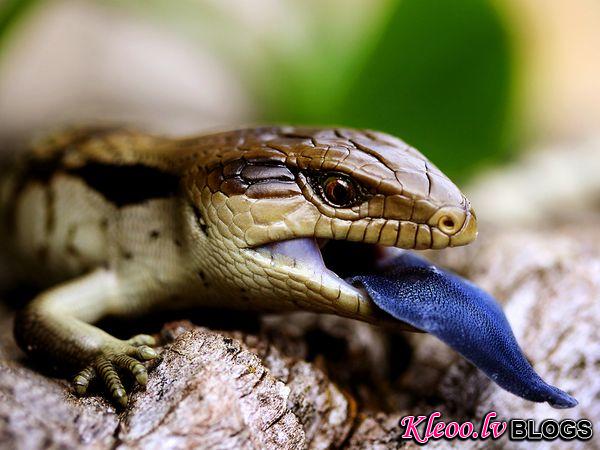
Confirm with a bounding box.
[1,126,576,409]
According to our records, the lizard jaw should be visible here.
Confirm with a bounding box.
[258,237,369,301]
[253,237,407,325]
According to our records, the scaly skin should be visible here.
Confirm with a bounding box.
[1,126,477,406]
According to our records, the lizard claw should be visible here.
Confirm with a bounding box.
[72,336,159,407]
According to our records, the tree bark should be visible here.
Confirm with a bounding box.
[1,223,599,449]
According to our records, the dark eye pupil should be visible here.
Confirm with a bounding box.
[324,176,355,206]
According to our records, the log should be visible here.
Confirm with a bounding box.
[1,223,599,449]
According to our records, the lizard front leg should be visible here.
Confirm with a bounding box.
[14,268,158,406]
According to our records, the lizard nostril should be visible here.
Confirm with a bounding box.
[428,207,467,236]
[438,216,456,233]
[442,217,454,228]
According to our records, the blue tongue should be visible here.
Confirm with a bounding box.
[346,252,577,409]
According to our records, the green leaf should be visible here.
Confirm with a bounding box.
[333,0,515,181]
[0,0,40,52]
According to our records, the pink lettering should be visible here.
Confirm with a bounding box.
[445,422,459,438]
[400,415,427,444]
[432,421,445,438]
[459,422,474,438]
[424,412,443,439]
[490,420,507,438]
[399,410,507,444]
[480,411,496,438]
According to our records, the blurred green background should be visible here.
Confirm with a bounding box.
[1,0,596,184]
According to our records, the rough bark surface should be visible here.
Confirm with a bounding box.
[1,222,599,449]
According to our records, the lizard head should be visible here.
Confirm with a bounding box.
[184,126,476,322]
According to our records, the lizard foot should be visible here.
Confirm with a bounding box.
[72,334,158,407]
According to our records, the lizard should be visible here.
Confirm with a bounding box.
[0,126,577,409]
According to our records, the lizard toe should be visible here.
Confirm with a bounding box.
[94,356,128,407]
[73,366,96,395]
[113,354,149,385]
[127,344,159,361]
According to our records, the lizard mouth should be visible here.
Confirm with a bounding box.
[257,238,380,302]
[256,237,578,409]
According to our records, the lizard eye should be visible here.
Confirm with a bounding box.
[321,174,359,207]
